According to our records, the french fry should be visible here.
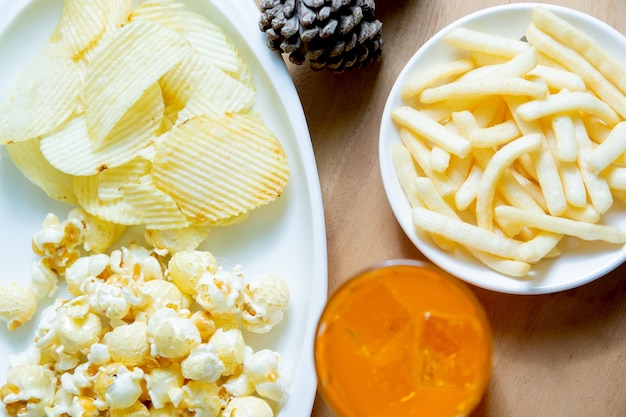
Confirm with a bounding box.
[429,145,451,173]
[391,144,423,208]
[495,205,626,243]
[516,90,620,127]
[421,77,547,104]
[392,106,471,157]
[603,166,626,191]
[525,22,626,120]
[469,119,520,147]
[586,121,626,174]
[455,163,482,211]
[444,27,530,58]
[401,59,474,98]
[551,114,578,163]
[532,6,626,95]
[411,207,525,260]
[476,134,542,230]
[578,149,614,214]
[526,65,585,92]
[532,136,568,216]
[390,7,626,278]
[558,160,588,208]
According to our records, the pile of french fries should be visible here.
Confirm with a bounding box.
[391,6,626,277]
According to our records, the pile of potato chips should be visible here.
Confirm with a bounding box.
[392,6,626,277]
[0,0,289,248]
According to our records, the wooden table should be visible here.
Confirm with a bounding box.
[278,1,626,416]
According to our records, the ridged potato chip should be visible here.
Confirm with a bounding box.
[40,82,163,176]
[121,174,190,230]
[2,0,290,250]
[84,18,190,149]
[145,225,211,253]
[5,138,77,205]
[130,0,246,80]
[49,0,132,59]
[0,43,81,145]
[74,174,144,226]
[98,157,152,201]
[159,54,255,127]
[152,114,290,225]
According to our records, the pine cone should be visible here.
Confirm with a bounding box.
[259,0,383,73]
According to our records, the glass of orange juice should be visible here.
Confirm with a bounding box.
[314,260,492,417]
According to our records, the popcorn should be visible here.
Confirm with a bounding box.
[244,349,289,403]
[145,363,183,409]
[2,208,292,416]
[109,400,150,417]
[32,213,83,275]
[0,363,56,417]
[168,250,218,297]
[64,253,109,296]
[180,380,224,417]
[221,373,257,399]
[222,396,275,417]
[195,268,244,315]
[148,308,201,359]
[30,258,59,298]
[181,343,224,382]
[141,279,190,315]
[87,343,111,365]
[55,309,102,354]
[94,364,144,410]
[207,328,247,376]
[0,282,37,331]
[241,274,289,333]
[67,207,126,254]
[102,322,149,366]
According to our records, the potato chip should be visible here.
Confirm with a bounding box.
[152,114,289,225]
[98,158,152,201]
[130,0,245,80]
[145,225,212,254]
[50,0,132,59]
[74,174,144,226]
[5,138,78,205]
[84,18,191,149]
[121,174,190,230]
[40,82,163,176]
[0,43,81,145]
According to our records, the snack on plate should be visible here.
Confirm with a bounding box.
[391,6,626,277]
[0,209,290,416]
[0,0,289,251]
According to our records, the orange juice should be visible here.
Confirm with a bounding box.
[314,260,492,417]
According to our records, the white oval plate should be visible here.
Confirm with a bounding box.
[379,3,626,295]
[0,1,327,416]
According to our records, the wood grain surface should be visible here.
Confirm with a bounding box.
[268,1,626,416]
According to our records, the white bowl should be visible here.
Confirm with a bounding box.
[379,3,626,295]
